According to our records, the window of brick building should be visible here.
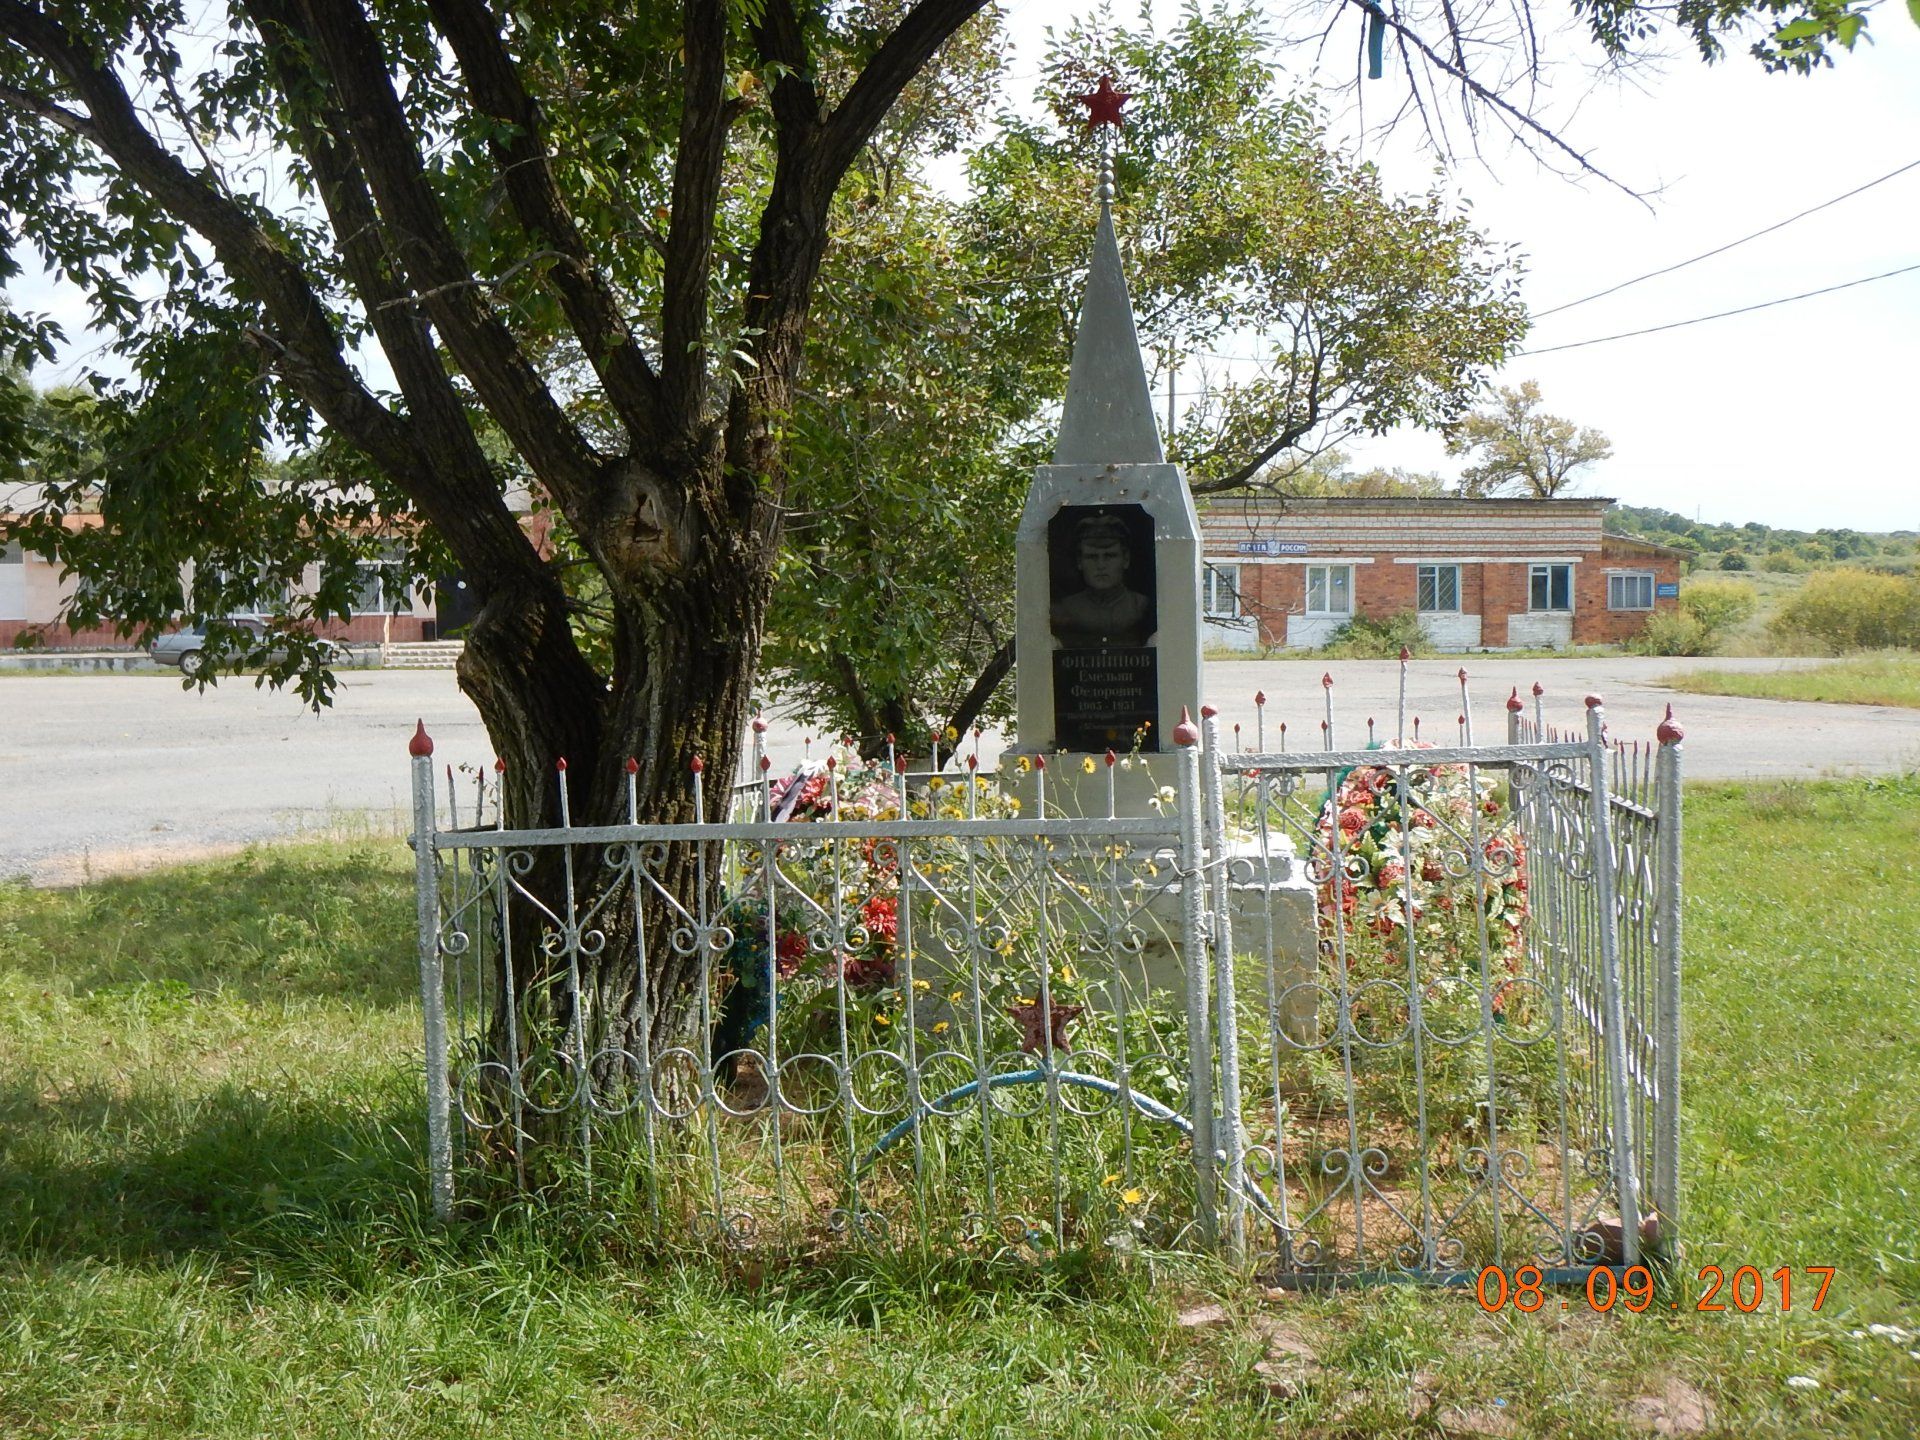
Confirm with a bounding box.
[1608,571,1655,610]
[1417,564,1460,613]
[1203,563,1240,617]
[1306,564,1352,615]
[1529,563,1573,612]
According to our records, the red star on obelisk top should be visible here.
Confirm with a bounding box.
[1075,75,1130,130]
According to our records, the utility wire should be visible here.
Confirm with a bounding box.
[1532,158,1920,319]
[1516,262,1920,356]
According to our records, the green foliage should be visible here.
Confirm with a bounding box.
[1769,568,1920,652]
[1445,379,1611,498]
[1719,549,1751,571]
[1573,0,1894,73]
[1317,609,1433,659]
[1610,504,1917,574]
[1678,577,1759,638]
[1631,608,1713,656]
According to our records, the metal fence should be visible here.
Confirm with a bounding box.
[408,676,1682,1280]
[1213,676,1682,1280]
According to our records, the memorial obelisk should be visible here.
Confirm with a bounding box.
[1010,78,1203,810]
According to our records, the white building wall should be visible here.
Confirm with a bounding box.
[1204,616,1261,651]
[1285,614,1348,649]
[1418,613,1483,650]
[1507,613,1574,648]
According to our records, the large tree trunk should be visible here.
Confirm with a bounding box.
[455,486,771,1089]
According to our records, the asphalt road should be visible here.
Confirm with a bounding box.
[4,656,1916,885]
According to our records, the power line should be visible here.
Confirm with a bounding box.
[1532,158,1920,320]
[1515,262,1920,356]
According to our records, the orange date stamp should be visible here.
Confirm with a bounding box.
[1474,1264,1834,1314]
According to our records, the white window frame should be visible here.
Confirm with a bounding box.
[1416,563,1461,614]
[1306,564,1353,616]
[1202,563,1240,618]
[0,539,23,621]
[1608,571,1656,611]
[1529,562,1573,613]
[351,542,416,616]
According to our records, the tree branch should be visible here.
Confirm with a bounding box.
[816,0,990,185]
[423,0,663,438]
[660,0,732,431]
[0,0,418,484]
[238,0,542,590]
[943,635,1013,744]
[294,0,605,511]
[0,78,93,140]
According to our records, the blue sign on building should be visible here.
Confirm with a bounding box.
[1239,539,1309,556]
[1656,582,1679,598]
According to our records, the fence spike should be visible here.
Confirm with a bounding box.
[752,715,768,734]
[493,757,505,772]
[408,719,434,758]
[1506,686,1523,712]
[624,756,638,775]
[555,756,568,772]
[1172,707,1200,746]
[691,755,705,774]
[1658,704,1685,746]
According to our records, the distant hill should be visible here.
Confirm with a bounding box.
[1608,504,1917,575]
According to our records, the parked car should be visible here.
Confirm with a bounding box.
[149,618,344,677]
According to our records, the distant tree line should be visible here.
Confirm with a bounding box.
[1609,505,1919,576]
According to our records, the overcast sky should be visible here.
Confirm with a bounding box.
[1000,1,1920,533]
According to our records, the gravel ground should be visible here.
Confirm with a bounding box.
[4,655,1916,885]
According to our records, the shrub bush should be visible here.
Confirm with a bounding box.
[1320,610,1432,658]
[1718,551,1750,572]
[1769,568,1920,653]
[1632,610,1712,657]
[1679,578,1758,639]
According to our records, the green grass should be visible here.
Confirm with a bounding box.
[1663,654,1920,708]
[3,790,1918,1438]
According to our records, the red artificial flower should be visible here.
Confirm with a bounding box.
[860,894,899,945]
[775,930,809,977]
[1338,806,1369,835]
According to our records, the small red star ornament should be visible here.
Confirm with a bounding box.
[1076,75,1130,130]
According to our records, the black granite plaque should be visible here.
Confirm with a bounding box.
[1054,647,1159,753]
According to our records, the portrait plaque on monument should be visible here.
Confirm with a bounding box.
[1049,504,1159,752]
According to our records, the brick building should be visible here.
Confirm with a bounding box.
[1198,496,1685,652]
[0,513,436,650]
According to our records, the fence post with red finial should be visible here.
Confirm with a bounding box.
[1199,704,1245,1261]
[1171,707,1217,1247]
[408,720,455,1222]
[1653,704,1685,1234]
[1583,694,1643,1263]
